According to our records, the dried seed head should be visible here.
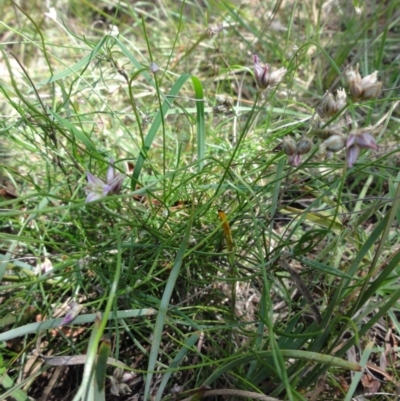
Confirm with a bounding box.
[335,88,347,111]
[318,91,337,118]
[345,64,382,101]
[269,67,287,87]
[345,65,363,99]
[360,71,382,100]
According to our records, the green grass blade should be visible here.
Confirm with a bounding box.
[203,350,361,387]
[143,212,194,401]
[35,35,109,87]
[132,74,190,182]
[155,332,199,401]
[0,372,30,401]
[343,341,374,401]
[49,110,96,151]
[190,76,205,171]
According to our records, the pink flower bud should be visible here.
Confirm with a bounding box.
[253,54,286,90]
[59,302,83,326]
[346,129,378,168]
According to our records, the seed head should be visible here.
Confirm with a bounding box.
[318,91,336,118]
[317,89,347,118]
[345,64,382,101]
[335,88,347,111]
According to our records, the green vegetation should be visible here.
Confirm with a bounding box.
[1,1,400,400]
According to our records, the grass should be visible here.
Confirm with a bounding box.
[1,0,400,400]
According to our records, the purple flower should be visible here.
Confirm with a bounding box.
[59,302,83,326]
[84,159,125,202]
[346,130,378,167]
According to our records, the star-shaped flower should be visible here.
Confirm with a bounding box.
[84,159,125,203]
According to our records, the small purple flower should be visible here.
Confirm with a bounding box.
[59,302,83,326]
[84,159,125,203]
[150,61,159,74]
[346,130,378,167]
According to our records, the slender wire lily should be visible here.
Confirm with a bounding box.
[84,159,125,203]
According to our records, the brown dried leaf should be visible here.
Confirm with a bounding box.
[361,372,381,394]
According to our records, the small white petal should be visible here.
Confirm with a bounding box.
[44,7,57,21]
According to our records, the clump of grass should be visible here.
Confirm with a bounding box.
[1,1,400,401]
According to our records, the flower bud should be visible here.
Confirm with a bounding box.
[346,129,378,168]
[150,62,159,74]
[323,134,346,152]
[297,138,312,155]
[253,54,269,89]
[282,136,297,155]
[253,54,286,89]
